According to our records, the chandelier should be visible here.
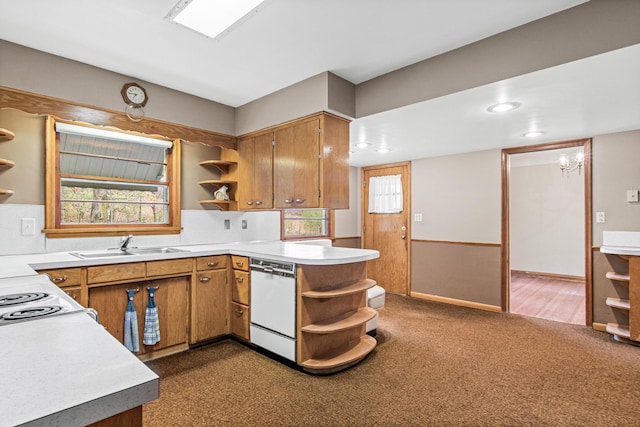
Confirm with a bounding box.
[559,149,584,176]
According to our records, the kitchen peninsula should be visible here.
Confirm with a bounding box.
[0,241,379,426]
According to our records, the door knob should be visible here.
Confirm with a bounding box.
[401,235,406,239]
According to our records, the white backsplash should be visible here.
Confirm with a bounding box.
[0,204,281,256]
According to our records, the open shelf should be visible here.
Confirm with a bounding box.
[199,160,237,175]
[0,128,15,142]
[606,323,630,339]
[198,180,237,186]
[606,297,630,311]
[301,279,376,299]
[0,189,15,195]
[606,271,630,283]
[199,200,238,211]
[301,335,376,374]
[302,307,376,334]
[0,159,15,168]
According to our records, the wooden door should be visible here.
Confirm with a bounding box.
[362,162,411,295]
[191,269,229,343]
[238,133,273,209]
[274,119,320,209]
[142,277,189,351]
[89,283,144,347]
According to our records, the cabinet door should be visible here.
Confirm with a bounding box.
[142,277,189,352]
[89,283,144,348]
[191,270,229,343]
[238,133,273,210]
[274,119,320,209]
[231,302,250,341]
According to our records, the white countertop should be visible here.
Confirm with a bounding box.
[0,312,158,427]
[600,231,640,256]
[0,240,380,279]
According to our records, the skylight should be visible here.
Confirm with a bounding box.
[166,0,265,40]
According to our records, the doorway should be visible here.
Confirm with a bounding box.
[361,162,411,295]
[501,140,592,326]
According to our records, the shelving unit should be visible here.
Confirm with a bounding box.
[297,262,377,374]
[0,127,15,197]
[198,148,238,211]
[604,255,639,343]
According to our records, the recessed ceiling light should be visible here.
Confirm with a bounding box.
[377,148,390,153]
[524,131,545,138]
[486,102,521,113]
[356,142,369,149]
[166,0,265,40]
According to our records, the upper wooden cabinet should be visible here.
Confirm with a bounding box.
[237,112,350,211]
[237,132,274,209]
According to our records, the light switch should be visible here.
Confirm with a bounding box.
[21,218,36,236]
[414,213,423,222]
[596,212,606,224]
[627,190,639,203]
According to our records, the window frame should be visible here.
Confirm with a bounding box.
[280,209,334,241]
[44,117,182,238]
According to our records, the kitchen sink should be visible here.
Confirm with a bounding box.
[70,247,188,259]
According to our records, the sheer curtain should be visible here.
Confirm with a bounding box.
[368,174,403,213]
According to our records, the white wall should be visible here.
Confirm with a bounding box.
[411,149,502,243]
[509,162,584,276]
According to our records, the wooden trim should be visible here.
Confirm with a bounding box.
[0,85,236,149]
[592,322,608,332]
[511,270,585,282]
[410,291,502,313]
[501,138,592,325]
[43,226,182,238]
[412,239,501,247]
[238,111,350,140]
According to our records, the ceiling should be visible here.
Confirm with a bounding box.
[3,0,638,167]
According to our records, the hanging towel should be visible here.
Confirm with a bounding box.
[123,290,140,353]
[143,287,161,346]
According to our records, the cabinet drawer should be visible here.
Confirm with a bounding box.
[196,255,228,271]
[231,302,250,341]
[146,258,193,277]
[232,271,250,305]
[231,255,249,271]
[61,286,81,302]
[87,263,145,284]
[38,268,82,287]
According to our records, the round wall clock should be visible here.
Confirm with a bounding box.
[121,83,148,107]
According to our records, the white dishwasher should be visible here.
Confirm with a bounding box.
[249,258,297,362]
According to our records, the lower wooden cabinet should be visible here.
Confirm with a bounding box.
[190,262,229,344]
[230,301,250,341]
[88,276,189,355]
[231,256,250,341]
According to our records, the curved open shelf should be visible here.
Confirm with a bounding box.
[200,200,237,211]
[301,335,376,374]
[0,128,15,142]
[0,189,15,196]
[606,323,630,339]
[302,278,376,299]
[302,307,376,334]
[606,271,630,283]
[0,159,15,168]
[199,160,237,175]
[606,297,630,311]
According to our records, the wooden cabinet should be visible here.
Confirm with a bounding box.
[297,261,377,374]
[237,132,273,209]
[199,148,238,211]
[191,255,229,343]
[604,255,640,342]
[230,255,250,341]
[88,282,144,349]
[142,277,189,353]
[237,112,350,211]
[0,127,15,196]
[37,267,86,306]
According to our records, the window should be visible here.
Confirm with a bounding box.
[282,209,333,240]
[44,118,181,237]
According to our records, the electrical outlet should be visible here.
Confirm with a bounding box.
[21,218,36,236]
[242,220,247,229]
[627,190,639,203]
[596,212,606,224]
[224,219,230,230]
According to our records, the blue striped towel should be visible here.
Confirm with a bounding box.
[124,290,140,352]
[143,287,160,346]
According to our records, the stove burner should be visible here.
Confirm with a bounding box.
[0,292,49,307]
[0,306,63,321]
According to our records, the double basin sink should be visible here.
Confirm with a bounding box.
[71,247,189,259]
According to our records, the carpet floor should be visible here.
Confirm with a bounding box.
[143,294,640,426]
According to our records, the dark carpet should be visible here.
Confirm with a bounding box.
[143,294,640,426]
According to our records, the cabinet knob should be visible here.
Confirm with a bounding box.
[236,261,244,267]
[284,199,294,204]
[199,277,210,282]
[66,292,77,300]
[246,201,253,205]
[207,261,218,267]
[295,198,305,203]
[255,201,263,205]
[51,276,67,283]
[236,276,244,283]
[235,308,244,316]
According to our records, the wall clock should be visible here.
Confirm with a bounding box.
[121,83,148,107]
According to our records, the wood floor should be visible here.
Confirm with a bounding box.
[510,271,585,325]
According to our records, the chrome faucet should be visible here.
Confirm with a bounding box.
[119,235,134,251]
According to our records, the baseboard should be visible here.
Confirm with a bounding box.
[410,291,502,313]
[511,270,584,282]
[591,322,608,332]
